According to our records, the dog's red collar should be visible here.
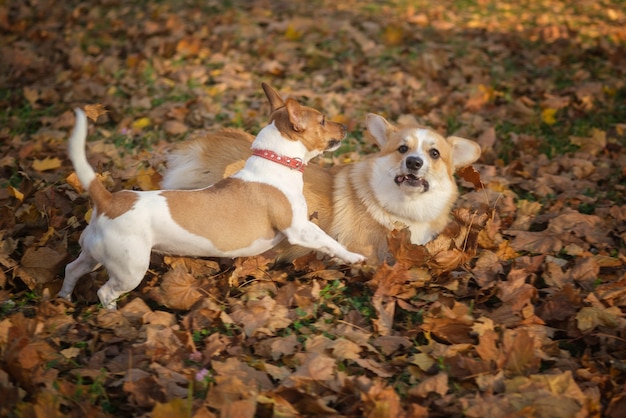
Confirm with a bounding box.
[252,149,305,172]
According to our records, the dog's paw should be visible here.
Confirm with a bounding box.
[57,291,72,301]
[339,251,366,264]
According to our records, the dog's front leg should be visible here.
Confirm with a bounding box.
[283,223,365,264]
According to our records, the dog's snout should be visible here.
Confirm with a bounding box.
[406,156,423,171]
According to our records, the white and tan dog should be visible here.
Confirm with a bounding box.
[59,84,364,309]
[162,114,482,264]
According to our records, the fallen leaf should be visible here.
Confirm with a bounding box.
[458,165,483,190]
[32,157,62,172]
[84,103,108,121]
[160,266,204,310]
[541,108,558,125]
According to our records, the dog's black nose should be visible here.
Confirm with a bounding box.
[406,156,423,171]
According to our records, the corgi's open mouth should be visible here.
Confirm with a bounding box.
[394,174,430,191]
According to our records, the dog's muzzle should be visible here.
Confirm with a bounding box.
[326,139,341,151]
[394,174,429,190]
[394,156,429,191]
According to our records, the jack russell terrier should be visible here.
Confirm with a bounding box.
[59,83,365,309]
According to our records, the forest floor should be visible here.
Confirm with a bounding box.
[1,0,625,416]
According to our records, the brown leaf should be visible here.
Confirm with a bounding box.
[152,398,190,418]
[386,228,430,267]
[576,306,624,333]
[457,165,483,190]
[360,379,406,418]
[371,295,396,336]
[329,337,361,361]
[18,246,67,288]
[163,120,188,135]
[290,352,335,382]
[408,372,449,398]
[505,230,563,253]
[229,296,291,336]
[353,358,395,378]
[84,103,108,122]
[160,266,204,310]
[503,329,540,376]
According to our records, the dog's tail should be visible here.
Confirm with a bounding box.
[69,108,112,209]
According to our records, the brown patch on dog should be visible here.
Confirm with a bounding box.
[163,178,293,253]
[89,180,138,219]
[270,99,346,153]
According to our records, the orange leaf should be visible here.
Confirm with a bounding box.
[84,103,108,122]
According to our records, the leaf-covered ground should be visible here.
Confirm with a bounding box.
[1,0,626,416]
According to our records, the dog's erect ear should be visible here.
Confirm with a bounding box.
[262,83,286,113]
[447,136,482,168]
[366,113,394,147]
[285,98,306,132]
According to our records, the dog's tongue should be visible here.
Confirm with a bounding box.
[395,174,429,191]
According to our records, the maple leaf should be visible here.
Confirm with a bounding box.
[502,328,540,376]
[360,379,406,418]
[159,266,204,310]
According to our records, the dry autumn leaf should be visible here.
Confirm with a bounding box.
[457,165,483,190]
[84,103,108,122]
[32,157,62,172]
[159,266,204,310]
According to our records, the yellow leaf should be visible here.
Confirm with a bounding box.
[84,207,93,223]
[383,25,404,46]
[37,227,56,246]
[131,117,151,130]
[7,185,24,202]
[284,24,302,41]
[410,352,435,371]
[541,108,557,125]
[32,157,62,172]
[135,166,158,191]
[84,103,108,122]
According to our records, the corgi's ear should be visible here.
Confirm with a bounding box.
[285,98,306,132]
[262,83,286,113]
[366,113,394,147]
[447,136,482,168]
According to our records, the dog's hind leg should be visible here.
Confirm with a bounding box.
[58,251,99,301]
[96,248,151,310]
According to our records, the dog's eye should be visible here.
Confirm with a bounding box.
[398,145,409,154]
[429,149,440,159]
